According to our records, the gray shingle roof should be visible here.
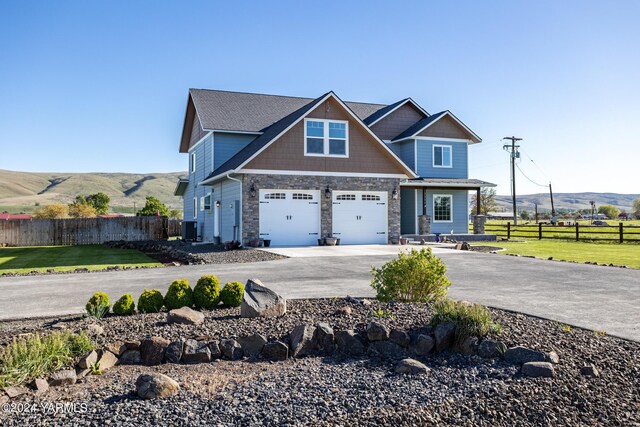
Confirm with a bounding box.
[203,93,330,182]
[190,89,386,133]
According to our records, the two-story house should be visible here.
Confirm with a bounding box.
[174,89,494,246]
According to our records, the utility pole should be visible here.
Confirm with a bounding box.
[503,136,522,225]
[549,183,556,218]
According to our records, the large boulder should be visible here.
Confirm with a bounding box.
[220,339,243,360]
[167,307,205,325]
[182,339,211,364]
[395,358,430,375]
[239,334,268,358]
[240,279,286,318]
[521,361,555,378]
[367,340,404,358]
[261,341,289,361]
[164,340,184,364]
[77,350,98,369]
[504,346,550,365]
[140,337,170,366]
[366,321,390,342]
[335,330,366,356]
[313,323,335,354]
[97,350,119,371]
[136,373,180,399]
[413,334,435,356]
[119,350,142,365]
[389,329,411,348]
[49,369,77,386]
[289,324,317,358]
[478,339,507,359]
[434,322,456,352]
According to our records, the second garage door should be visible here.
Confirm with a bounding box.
[259,189,320,246]
[332,191,388,244]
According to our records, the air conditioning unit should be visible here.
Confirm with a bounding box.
[182,221,197,241]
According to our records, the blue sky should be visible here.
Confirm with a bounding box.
[1,1,639,195]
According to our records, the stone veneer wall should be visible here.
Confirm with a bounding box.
[241,174,401,245]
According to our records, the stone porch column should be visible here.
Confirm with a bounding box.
[418,215,430,235]
[473,215,486,235]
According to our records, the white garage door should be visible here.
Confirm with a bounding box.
[332,191,388,244]
[259,189,321,246]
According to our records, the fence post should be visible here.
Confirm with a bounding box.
[507,222,511,239]
[619,222,623,244]
[538,222,543,240]
[575,222,579,241]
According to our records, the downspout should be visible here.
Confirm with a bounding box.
[226,173,242,244]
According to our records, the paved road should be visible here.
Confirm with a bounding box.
[0,247,638,341]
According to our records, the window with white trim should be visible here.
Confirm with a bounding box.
[304,119,348,157]
[203,193,211,210]
[265,193,286,200]
[336,194,356,201]
[433,195,452,222]
[193,197,198,219]
[433,145,452,168]
[292,193,313,200]
[200,196,205,212]
[190,152,197,173]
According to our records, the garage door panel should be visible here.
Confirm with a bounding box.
[259,190,320,246]
[332,191,388,245]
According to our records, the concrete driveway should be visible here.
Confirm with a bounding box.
[0,246,638,341]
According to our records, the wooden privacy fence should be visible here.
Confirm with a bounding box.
[0,216,170,246]
[485,222,640,243]
[168,219,182,238]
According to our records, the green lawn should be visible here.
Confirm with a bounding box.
[478,240,640,269]
[0,245,162,274]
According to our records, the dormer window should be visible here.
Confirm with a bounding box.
[304,119,348,157]
[433,144,452,168]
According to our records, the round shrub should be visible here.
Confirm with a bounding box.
[164,279,193,310]
[193,275,220,309]
[371,247,451,303]
[220,281,244,307]
[137,289,164,313]
[85,292,110,314]
[112,294,135,316]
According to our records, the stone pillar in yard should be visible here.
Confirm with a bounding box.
[473,215,486,235]
[418,215,430,235]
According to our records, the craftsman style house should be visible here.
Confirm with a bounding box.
[175,89,494,246]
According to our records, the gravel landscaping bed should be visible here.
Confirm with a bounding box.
[1,299,638,426]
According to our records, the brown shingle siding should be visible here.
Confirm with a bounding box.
[417,115,470,140]
[370,104,426,140]
[190,114,207,149]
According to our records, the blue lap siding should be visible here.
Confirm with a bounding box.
[416,139,468,179]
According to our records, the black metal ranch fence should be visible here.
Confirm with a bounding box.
[485,222,640,243]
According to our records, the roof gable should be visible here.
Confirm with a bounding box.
[201,92,416,183]
[364,98,429,126]
[391,111,481,143]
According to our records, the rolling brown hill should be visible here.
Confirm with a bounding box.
[0,169,185,213]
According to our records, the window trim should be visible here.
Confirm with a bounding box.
[432,194,453,223]
[190,152,197,174]
[303,118,349,158]
[193,197,198,219]
[432,144,452,168]
[203,193,212,211]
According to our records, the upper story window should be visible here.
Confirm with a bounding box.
[433,144,452,168]
[190,152,197,174]
[433,194,452,222]
[304,119,348,157]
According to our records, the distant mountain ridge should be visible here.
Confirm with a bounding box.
[495,192,639,212]
[0,169,184,213]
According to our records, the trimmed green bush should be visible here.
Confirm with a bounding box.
[193,275,220,309]
[431,299,502,347]
[113,294,135,315]
[137,289,164,313]
[0,331,94,387]
[164,279,193,310]
[85,292,110,317]
[220,281,244,307]
[370,248,450,303]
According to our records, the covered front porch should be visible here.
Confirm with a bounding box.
[399,178,497,241]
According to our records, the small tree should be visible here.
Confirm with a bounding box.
[168,209,183,219]
[86,193,110,215]
[137,196,169,216]
[33,204,68,219]
[521,210,530,220]
[598,204,620,220]
[470,188,496,215]
[633,198,640,219]
[68,201,97,218]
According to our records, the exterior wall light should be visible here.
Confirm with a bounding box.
[392,187,398,200]
[215,200,221,208]
[324,186,331,199]
[249,182,257,198]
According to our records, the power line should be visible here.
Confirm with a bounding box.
[515,163,548,187]
[520,149,550,180]
[503,136,522,225]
